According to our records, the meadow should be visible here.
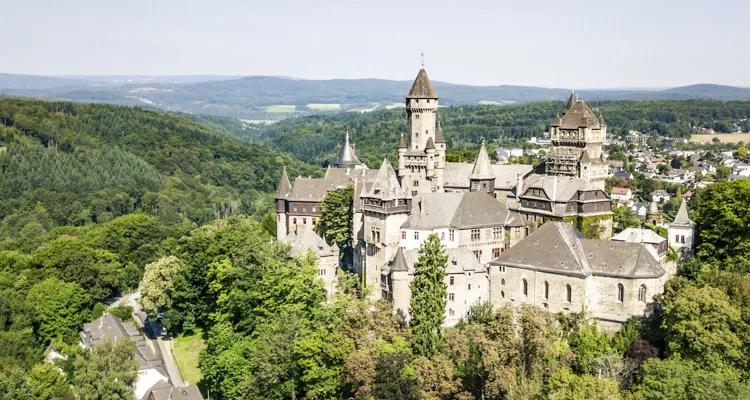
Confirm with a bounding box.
[691,133,750,143]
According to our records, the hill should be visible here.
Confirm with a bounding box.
[4,74,750,121]
[0,98,319,247]
[247,99,750,167]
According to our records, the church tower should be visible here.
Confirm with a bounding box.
[669,200,695,257]
[398,68,445,195]
[275,166,292,241]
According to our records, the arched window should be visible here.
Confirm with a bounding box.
[501,278,505,285]
[617,283,624,303]
[566,284,572,302]
[544,281,549,299]
[522,279,528,296]
[638,284,647,302]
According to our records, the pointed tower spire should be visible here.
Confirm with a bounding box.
[275,166,291,199]
[366,157,406,200]
[406,68,438,99]
[469,139,494,180]
[398,133,408,148]
[392,246,409,272]
[566,90,577,111]
[671,200,695,226]
[435,120,446,143]
[335,130,361,168]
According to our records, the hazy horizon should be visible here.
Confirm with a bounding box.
[2,0,748,88]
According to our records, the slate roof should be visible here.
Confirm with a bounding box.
[671,200,695,227]
[559,100,601,130]
[275,166,292,199]
[444,163,532,190]
[491,222,665,279]
[362,158,406,200]
[334,131,361,168]
[521,174,605,203]
[323,166,356,188]
[287,178,337,202]
[282,225,337,259]
[469,141,495,180]
[396,247,483,275]
[611,228,666,245]
[398,134,408,148]
[406,68,438,99]
[392,246,408,272]
[425,137,435,150]
[81,313,164,373]
[435,121,446,143]
[141,380,203,400]
[403,192,510,229]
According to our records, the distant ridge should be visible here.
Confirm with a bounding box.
[2,73,750,119]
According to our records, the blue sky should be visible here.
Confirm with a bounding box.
[2,0,748,88]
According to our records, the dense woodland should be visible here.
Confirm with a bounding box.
[1,98,750,399]
[247,100,750,167]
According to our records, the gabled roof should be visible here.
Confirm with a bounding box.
[275,166,292,199]
[443,163,533,190]
[469,141,494,180]
[671,200,695,227]
[287,178,337,202]
[282,225,337,259]
[491,222,666,279]
[394,247,482,275]
[611,228,666,245]
[334,131,361,167]
[403,192,509,229]
[362,158,406,200]
[406,68,438,99]
[611,187,631,195]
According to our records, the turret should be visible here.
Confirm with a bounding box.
[405,68,438,152]
[425,137,435,178]
[469,139,495,195]
[275,166,292,240]
[397,134,407,176]
[335,130,362,169]
[669,200,695,256]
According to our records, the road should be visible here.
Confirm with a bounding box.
[111,290,186,387]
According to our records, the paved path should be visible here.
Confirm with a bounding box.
[113,291,186,387]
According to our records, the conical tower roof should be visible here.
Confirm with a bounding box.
[406,68,438,99]
[275,166,291,199]
[398,134,408,148]
[392,246,409,272]
[425,137,435,150]
[671,200,695,226]
[647,200,659,216]
[435,120,446,143]
[335,131,361,167]
[469,140,494,180]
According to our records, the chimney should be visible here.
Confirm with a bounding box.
[515,174,523,201]
[527,154,533,165]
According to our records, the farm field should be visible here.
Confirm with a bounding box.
[241,119,278,125]
[307,103,341,110]
[265,105,296,113]
[691,133,750,143]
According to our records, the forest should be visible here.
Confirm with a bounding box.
[0,98,749,399]
[245,99,750,168]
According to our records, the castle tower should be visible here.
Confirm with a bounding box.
[546,92,608,189]
[399,68,445,195]
[669,200,695,257]
[334,130,363,170]
[390,246,411,320]
[469,139,495,195]
[360,157,411,299]
[275,166,292,241]
[646,200,660,224]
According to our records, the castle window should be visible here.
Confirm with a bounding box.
[401,231,406,240]
[312,206,317,212]
[638,284,647,302]
[501,291,505,298]
[544,281,549,299]
[303,205,307,212]
[473,250,481,260]
[293,218,297,224]
[617,283,624,302]
[449,276,454,285]
[492,248,502,258]
[522,279,528,296]
[303,218,307,225]
[567,285,572,302]
[440,232,445,241]
[414,232,420,240]
[501,278,505,285]
[412,190,418,196]
[449,293,455,302]
[471,229,480,242]
[293,205,298,212]
[449,308,454,316]
[468,284,471,290]
[450,230,455,241]
[415,114,420,119]
[493,227,502,239]
[413,180,419,187]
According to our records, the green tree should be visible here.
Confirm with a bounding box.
[613,205,642,233]
[27,278,89,344]
[409,234,448,359]
[373,337,418,400]
[139,256,183,316]
[546,369,621,400]
[695,179,750,261]
[74,338,139,400]
[25,364,75,400]
[737,146,747,160]
[317,185,354,257]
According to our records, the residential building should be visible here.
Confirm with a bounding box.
[610,187,633,201]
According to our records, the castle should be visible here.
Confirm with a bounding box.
[275,68,685,329]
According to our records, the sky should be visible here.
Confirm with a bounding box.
[2,0,748,88]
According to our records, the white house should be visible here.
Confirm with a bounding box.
[668,201,695,257]
[610,187,633,201]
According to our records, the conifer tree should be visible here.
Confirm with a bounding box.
[409,233,448,358]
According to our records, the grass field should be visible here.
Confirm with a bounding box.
[173,329,205,387]
[265,105,296,113]
[691,133,750,143]
[307,103,341,110]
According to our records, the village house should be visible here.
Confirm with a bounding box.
[610,187,633,201]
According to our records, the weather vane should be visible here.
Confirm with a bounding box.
[421,53,424,68]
